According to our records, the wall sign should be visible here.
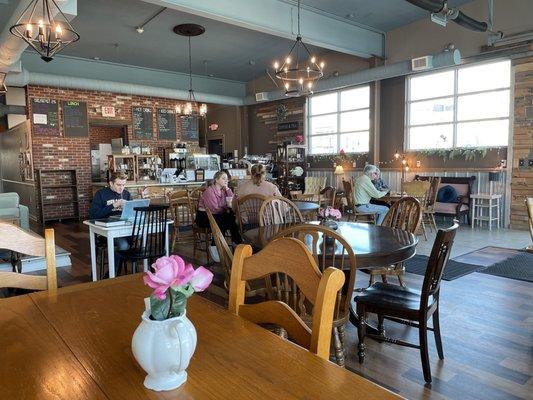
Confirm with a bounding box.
[31,98,59,136]
[157,108,177,140]
[132,106,153,139]
[180,116,199,141]
[277,121,299,132]
[102,106,116,117]
[62,100,89,137]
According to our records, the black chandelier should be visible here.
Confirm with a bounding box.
[173,24,207,118]
[273,0,324,96]
[9,0,80,62]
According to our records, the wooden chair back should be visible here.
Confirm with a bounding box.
[420,222,459,309]
[402,180,431,206]
[206,210,234,286]
[272,225,356,326]
[342,179,354,208]
[129,205,168,260]
[229,238,345,360]
[169,190,193,228]
[236,194,267,235]
[382,196,422,234]
[141,186,167,200]
[319,186,337,208]
[426,177,441,210]
[259,196,303,226]
[0,223,57,292]
[188,187,206,218]
[304,176,326,195]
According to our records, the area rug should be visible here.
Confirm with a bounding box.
[404,255,483,281]
[478,252,533,283]
[452,246,521,267]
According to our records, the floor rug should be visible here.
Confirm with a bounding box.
[478,252,533,283]
[404,255,483,281]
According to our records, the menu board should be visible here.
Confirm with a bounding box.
[157,108,177,140]
[32,98,59,136]
[180,116,199,141]
[132,106,153,139]
[62,100,88,137]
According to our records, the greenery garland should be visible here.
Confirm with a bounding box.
[414,147,500,162]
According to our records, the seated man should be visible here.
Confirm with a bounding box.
[89,171,132,268]
[353,165,389,225]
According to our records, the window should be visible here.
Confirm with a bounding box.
[406,60,511,150]
[307,86,370,154]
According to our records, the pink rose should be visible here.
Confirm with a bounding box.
[329,208,342,220]
[189,266,214,292]
[143,256,194,300]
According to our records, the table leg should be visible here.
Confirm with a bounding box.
[107,233,115,279]
[497,198,501,229]
[165,223,170,256]
[471,200,475,229]
[89,229,97,282]
[349,296,379,335]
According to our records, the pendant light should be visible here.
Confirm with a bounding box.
[272,0,324,96]
[173,24,207,118]
[9,0,80,62]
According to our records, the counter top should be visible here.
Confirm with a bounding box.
[91,181,206,188]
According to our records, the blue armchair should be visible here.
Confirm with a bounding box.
[0,193,30,231]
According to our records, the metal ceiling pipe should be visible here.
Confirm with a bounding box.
[5,69,244,106]
[453,11,487,32]
[404,0,444,13]
[244,49,461,105]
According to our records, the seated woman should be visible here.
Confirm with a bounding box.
[195,170,242,247]
[353,164,389,225]
[236,164,282,198]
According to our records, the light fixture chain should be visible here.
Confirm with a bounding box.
[297,0,301,36]
[188,36,193,94]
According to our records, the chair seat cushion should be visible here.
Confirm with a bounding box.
[437,185,458,203]
[435,202,469,214]
[354,282,422,312]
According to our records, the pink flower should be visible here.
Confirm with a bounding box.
[189,266,214,292]
[329,208,342,220]
[143,256,194,300]
[339,149,345,156]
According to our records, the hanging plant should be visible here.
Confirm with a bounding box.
[416,147,491,162]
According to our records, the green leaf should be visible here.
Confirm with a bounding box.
[150,295,170,321]
[174,284,195,298]
[169,291,188,318]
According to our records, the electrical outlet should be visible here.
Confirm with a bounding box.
[529,159,533,167]
[416,160,421,168]
[518,158,525,167]
[352,161,357,168]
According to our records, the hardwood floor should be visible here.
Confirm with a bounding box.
[30,221,533,399]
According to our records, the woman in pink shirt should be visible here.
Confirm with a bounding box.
[195,170,242,244]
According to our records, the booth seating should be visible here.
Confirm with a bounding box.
[415,176,475,224]
[0,193,30,231]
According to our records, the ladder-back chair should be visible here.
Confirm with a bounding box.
[235,194,267,235]
[259,196,303,226]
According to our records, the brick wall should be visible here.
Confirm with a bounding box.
[26,85,199,221]
[89,125,123,146]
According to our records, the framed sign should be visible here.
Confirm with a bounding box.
[157,108,177,140]
[180,116,199,141]
[277,121,299,131]
[62,100,89,137]
[31,98,59,136]
[132,107,153,139]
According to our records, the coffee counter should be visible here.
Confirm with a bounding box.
[91,181,205,198]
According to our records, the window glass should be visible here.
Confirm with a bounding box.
[340,132,369,153]
[310,114,337,136]
[310,135,337,154]
[458,60,511,94]
[340,109,369,132]
[409,125,453,150]
[409,97,454,125]
[457,120,509,147]
[310,92,337,115]
[341,86,370,111]
[409,70,454,101]
[457,90,510,121]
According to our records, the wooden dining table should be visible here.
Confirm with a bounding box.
[0,274,402,399]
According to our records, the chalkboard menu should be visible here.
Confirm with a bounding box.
[132,106,153,139]
[157,108,177,140]
[32,98,59,136]
[180,116,199,141]
[62,100,88,137]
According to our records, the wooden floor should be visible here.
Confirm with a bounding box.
[30,221,533,400]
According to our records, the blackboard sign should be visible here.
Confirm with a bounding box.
[132,106,153,139]
[180,116,199,141]
[32,98,59,136]
[277,121,299,131]
[62,100,88,137]
[157,108,177,140]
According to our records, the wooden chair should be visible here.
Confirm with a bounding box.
[272,225,356,367]
[368,197,422,287]
[402,180,431,240]
[527,197,533,253]
[235,194,267,236]
[141,186,167,200]
[188,187,212,263]
[355,222,459,383]
[0,222,57,292]
[169,190,194,252]
[259,196,303,226]
[342,178,376,224]
[206,210,266,297]
[420,177,441,233]
[303,176,326,203]
[229,238,345,361]
[319,186,337,208]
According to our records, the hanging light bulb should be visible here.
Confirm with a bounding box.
[10,1,80,62]
[394,151,400,159]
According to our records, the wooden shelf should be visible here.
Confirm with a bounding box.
[37,169,80,225]
[42,184,77,188]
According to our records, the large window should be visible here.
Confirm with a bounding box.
[307,86,370,154]
[406,60,511,150]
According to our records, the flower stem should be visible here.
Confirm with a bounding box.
[167,290,173,319]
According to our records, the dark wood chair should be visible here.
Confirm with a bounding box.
[342,178,376,224]
[368,196,422,287]
[259,196,303,226]
[354,221,459,383]
[228,238,345,361]
[319,186,337,208]
[169,189,193,252]
[272,224,356,367]
[235,194,267,235]
[188,187,212,263]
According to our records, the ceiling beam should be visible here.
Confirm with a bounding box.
[140,0,385,58]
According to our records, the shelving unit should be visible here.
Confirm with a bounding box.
[108,154,136,181]
[36,169,80,224]
[275,144,306,196]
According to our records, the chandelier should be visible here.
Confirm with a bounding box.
[273,0,324,96]
[9,0,80,62]
[173,24,207,118]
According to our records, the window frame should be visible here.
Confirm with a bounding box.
[405,59,511,151]
[306,85,370,155]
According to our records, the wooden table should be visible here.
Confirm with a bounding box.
[293,200,320,213]
[0,275,402,399]
[243,221,418,269]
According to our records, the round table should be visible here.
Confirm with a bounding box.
[242,221,417,269]
[292,201,320,213]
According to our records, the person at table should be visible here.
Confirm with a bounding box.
[370,167,392,208]
[89,171,132,262]
[236,164,282,198]
[195,170,242,250]
[353,164,389,225]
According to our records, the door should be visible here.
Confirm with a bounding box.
[208,139,223,157]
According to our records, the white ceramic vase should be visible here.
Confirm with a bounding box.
[131,299,197,391]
